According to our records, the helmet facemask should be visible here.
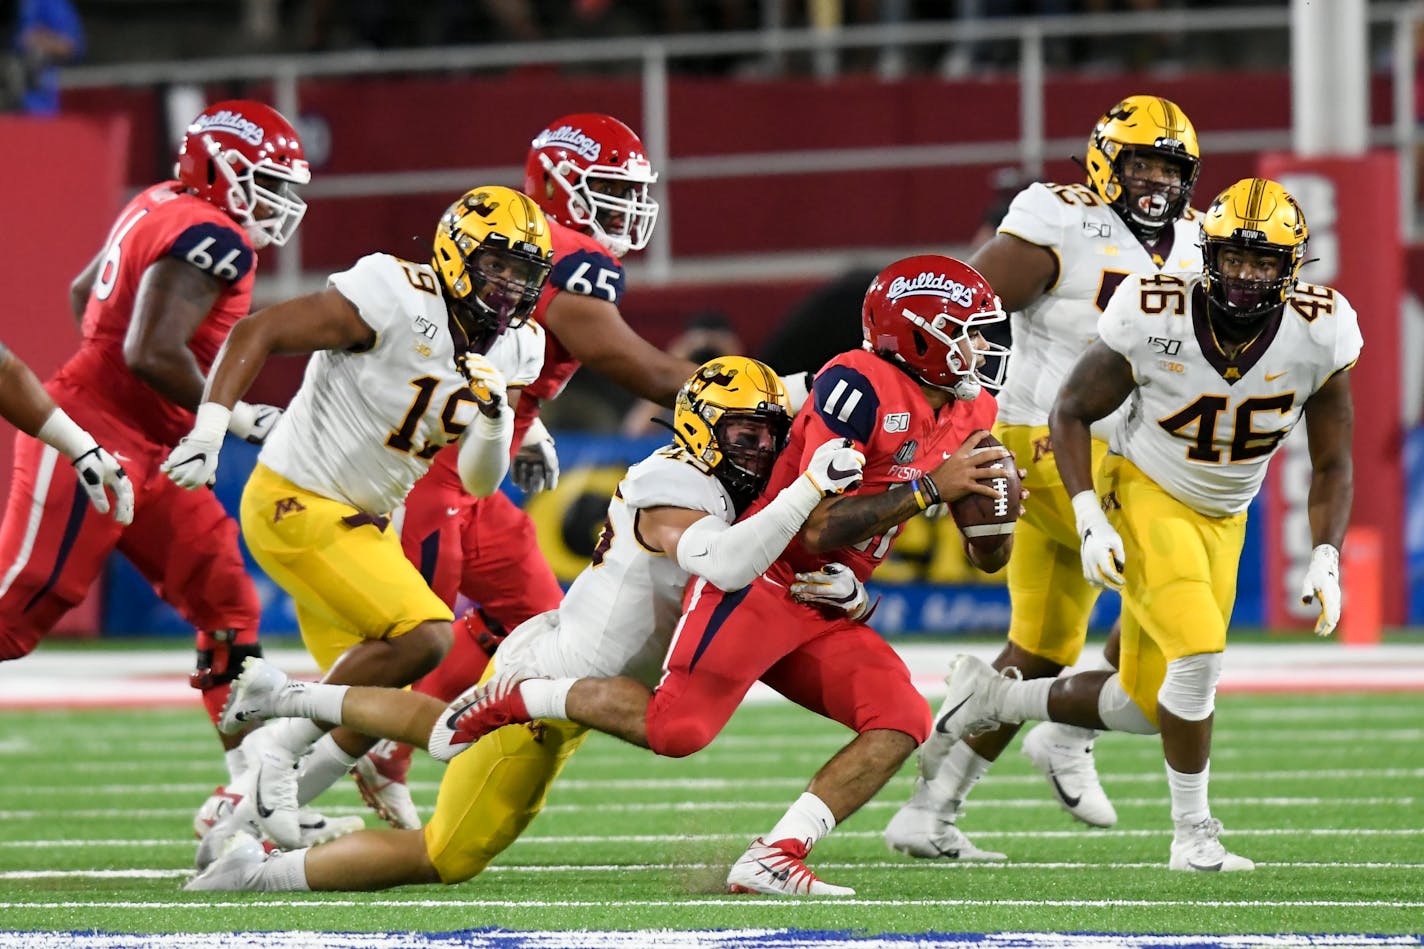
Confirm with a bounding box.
[1204,240,1293,324]
[447,244,552,353]
[711,411,791,503]
[896,306,1009,401]
[540,153,659,257]
[1107,146,1198,234]
[206,135,310,249]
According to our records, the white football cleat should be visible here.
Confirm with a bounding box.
[184,831,269,891]
[242,727,303,850]
[726,836,854,897]
[1021,721,1118,828]
[352,740,421,830]
[192,786,244,839]
[218,657,292,734]
[932,654,1017,744]
[1169,817,1255,872]
[883,800,1007,861]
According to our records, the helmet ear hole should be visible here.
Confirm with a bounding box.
[912,330,930,357]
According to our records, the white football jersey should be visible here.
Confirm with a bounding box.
[495,446,735,687]
[1100,273,1362,517]
[995,181,1202,438]
[260,253,545,514]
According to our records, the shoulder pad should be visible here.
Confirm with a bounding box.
[550,248,625,304]
[812,362,880,445]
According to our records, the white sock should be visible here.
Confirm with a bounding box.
[295,734,359,806]
[277,681,349,725]
[520,678,575,720]
[264,717,325,755]
[1166,760,1211,826]
[765,792,836,848]
[997,678,1053,724]
[918,741,992,816]
[225,748,248,784]
[264,848,312,891]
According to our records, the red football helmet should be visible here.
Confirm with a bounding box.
[861,254,1009,401]
[175,99,311,249]
[524,113,659,258]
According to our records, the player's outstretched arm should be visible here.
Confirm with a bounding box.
[639,438,865,591]
[1298,368,1355,636]
[544,291,697,408]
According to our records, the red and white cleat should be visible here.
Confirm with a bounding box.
[726,836,854,897]
[352,739,420,830]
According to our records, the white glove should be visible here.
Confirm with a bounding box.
[791,562,871,621]
[923,502,950,519]
[161,402,230,489]
[512,417,559,494]
[1071,490,1125,592]
[72,445,135,525]
[459,353,507,414]
[779,371,813,414]
[228,401,283,445]
[802,438,865,497]
[1299,543,1341,637]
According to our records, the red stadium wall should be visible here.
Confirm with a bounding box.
[0,114,130,634]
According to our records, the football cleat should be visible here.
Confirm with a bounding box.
[1021,721,1118,828]
[243,728,303,850]
[883,801,1007,861]
[931,654,1019,744]
[352,740,420,830]
[192,785,244,839]
[194,798,363,871]
[1169,817,1255,872]
[184,831,270,891]
[427,676,532,761]
[218,657,295,735]
[726,836,854,897]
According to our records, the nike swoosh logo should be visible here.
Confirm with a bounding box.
[825,461,860,481]
[446,701,478,731]
[446,507,461,516]
[1264,371,1287,381]
[234,710,252,722]
[934,694,975,734]
[253,764,274,819]
[755,859,790,883]
[1188,860,1224,871]
[1049,773,1082,809]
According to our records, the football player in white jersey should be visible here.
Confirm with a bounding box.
[183,356,868,891]
[887,94,1204,858]
[165,186,554,854]
[932,178,1357,872]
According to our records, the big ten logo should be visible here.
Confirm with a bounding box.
[869,513,1009,587]
[1275,173,1338,284]
[525,465,628,582]
[1276,425,1319,622]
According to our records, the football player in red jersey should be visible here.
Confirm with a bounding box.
[411,254,1026,896]
[0,100,308,780]
[354,113,777,827]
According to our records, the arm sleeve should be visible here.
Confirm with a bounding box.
[674,476,823,591]
[457,403,514,497]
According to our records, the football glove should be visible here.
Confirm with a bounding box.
[1299,543,1341,637]
[458,353,507,415]
[228,401,284,445]
[512,418,558,494]
[802,438,865,497]
[1071,490,1125,592]
[791,562,872,621]
[72,445,134,525]
[161,402,230,490]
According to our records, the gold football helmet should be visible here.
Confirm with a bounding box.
[672,356,792,507]
[432,186,554,352]
[1084,95,1200,232]
[1200,177,1309,322]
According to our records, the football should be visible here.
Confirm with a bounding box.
[948,433,1020,558]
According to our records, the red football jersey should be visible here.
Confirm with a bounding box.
[753,348,998,585]
[51,182,257,448]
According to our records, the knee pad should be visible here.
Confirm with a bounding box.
[1157,653,1222,722]
[191,634,263,690]
[1097,673,1158,735]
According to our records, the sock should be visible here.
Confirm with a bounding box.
[765,792,836,848]
[917,741,992,816]
[275,681,349,725]
[1166,760,1211,826]
[520,678,575,720]
[997,677,1053,724]
[295,734,359,806]
[264,848,312,891]
[264,718,325,755]
[415,614,496,703]
[225,748,249,784]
